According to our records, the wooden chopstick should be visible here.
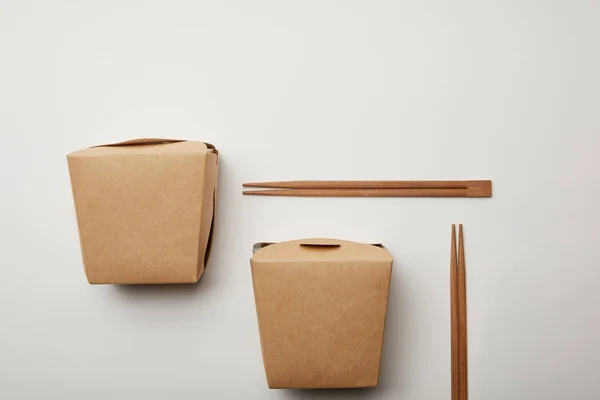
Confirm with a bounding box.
[450,225,460,400]
[243,187,486,197]
[244,180,491,191]
[242,180,491,197]
[457,224,468,400]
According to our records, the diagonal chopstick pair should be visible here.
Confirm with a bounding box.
[451,225,468,400]
[243,180,492,197]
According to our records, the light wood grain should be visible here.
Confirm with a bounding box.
[458,224,468,400]
[450,225,460,400]
[243,188,470,197]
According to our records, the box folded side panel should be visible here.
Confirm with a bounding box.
[196,151,219,279]
[67,145,208,284]
[251,239,393,389]
[67,160,92,281]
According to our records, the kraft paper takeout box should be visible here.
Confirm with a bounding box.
[251,238,393,389]
[67,139,218,284]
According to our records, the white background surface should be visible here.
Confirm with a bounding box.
[1,1,599,399]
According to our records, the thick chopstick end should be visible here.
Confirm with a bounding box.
[466,180,492,197]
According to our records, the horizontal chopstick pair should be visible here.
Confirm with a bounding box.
[242,180,492,198]
[451,224,468,400]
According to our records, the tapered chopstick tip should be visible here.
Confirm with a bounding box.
[243,182,266,188]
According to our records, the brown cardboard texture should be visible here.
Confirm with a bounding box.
[251,238,393,389]
[67,139,218,284]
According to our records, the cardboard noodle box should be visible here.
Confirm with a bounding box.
[67,139,218,284]
[250,238,393,389]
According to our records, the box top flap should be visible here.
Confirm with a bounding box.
[252,238,392,262]
[68,138,217,157]
[94,138,185,147]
